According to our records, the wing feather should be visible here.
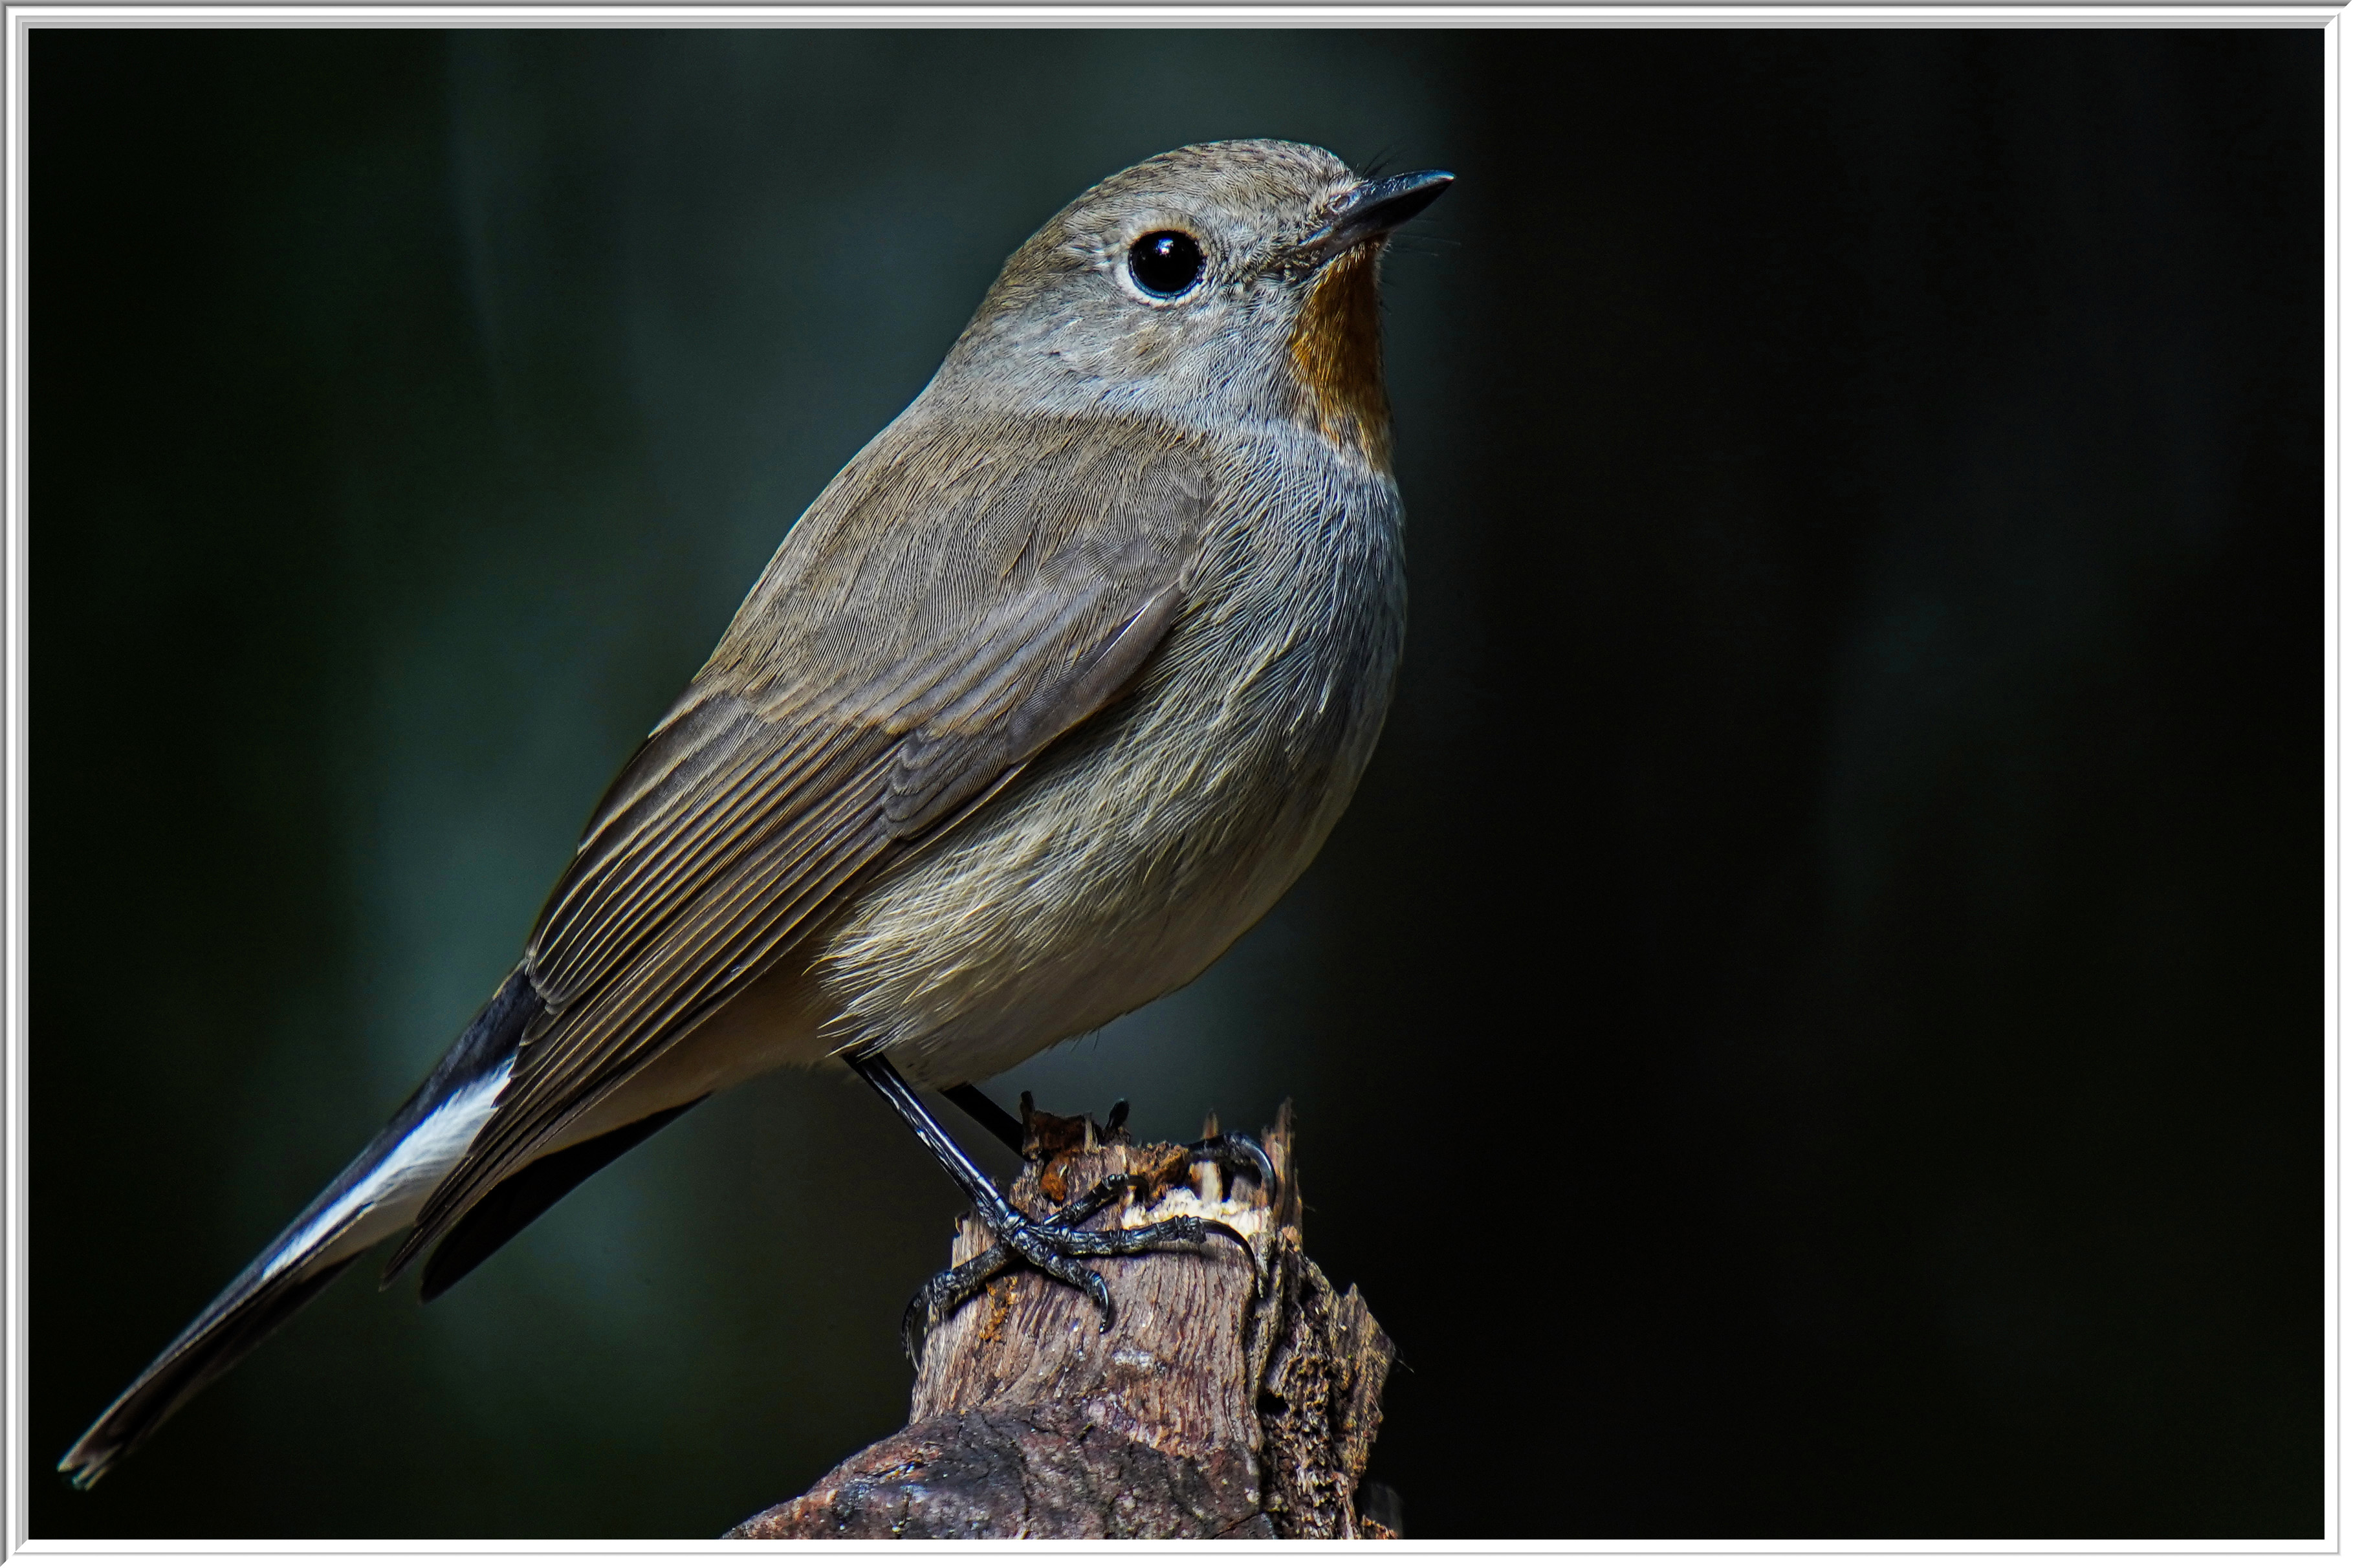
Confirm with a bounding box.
[384,419,1214,1276]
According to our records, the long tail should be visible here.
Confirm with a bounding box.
[56,968,542,1488]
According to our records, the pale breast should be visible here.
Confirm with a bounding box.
[811,430,1406,1088]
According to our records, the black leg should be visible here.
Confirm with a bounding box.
[850,1051,1255,1364]
[851,1051,1009,1217]
[941,1081,1026,1155]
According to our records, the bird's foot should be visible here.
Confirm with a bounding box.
[1022,1094,1275,1197]
[865,1058,1271,1364]
[900,1168,1253,1364]
[1184,1128,1276,1193]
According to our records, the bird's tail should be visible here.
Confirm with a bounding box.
[57,967,542,1488]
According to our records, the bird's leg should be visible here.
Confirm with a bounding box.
[941,1081,1025,1155]
[851,1051,1254,1364]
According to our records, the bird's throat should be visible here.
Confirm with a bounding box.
[1287,245,1393,474]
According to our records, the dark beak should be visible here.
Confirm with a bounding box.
[1309,169,1456,259]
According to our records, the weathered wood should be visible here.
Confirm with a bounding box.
[727,1102,1396,1540]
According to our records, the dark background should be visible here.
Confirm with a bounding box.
[33,27,2318,1540]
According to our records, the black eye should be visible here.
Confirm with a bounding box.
[1127,230,1205,298]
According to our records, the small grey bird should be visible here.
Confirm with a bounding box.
[61,138,1451,1486]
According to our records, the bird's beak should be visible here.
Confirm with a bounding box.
[1303,169,1456,263]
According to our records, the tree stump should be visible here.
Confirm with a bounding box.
[727,1102,1397,1540]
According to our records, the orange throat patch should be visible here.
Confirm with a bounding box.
[1287,244,1393,474]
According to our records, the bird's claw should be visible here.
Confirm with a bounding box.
[1185,1129,1276,1192]
[899,1177,1255,1366]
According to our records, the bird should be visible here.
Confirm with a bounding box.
[60,138,1452,1488]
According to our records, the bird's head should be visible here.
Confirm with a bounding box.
[937,139,1453,473]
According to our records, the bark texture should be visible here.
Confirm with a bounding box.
[727,1103,1395,1540]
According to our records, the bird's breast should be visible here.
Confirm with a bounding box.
[813,438,1406,1086]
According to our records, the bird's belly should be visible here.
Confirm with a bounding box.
[818,739,1357,1091]
[881,814,1331,1090]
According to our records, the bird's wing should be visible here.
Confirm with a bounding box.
[386,416,1214,1275]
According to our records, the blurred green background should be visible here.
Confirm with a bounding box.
[34,27,2316,1540]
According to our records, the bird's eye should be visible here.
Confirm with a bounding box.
[1127,230,1205,298]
